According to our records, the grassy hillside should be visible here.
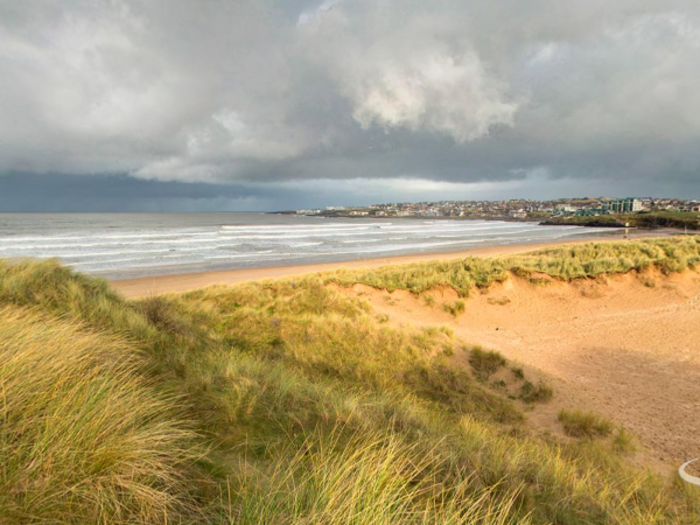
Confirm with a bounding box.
[1,236,699,524]
[543,211,700,230]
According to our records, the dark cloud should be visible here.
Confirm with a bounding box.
[0,0,699,210]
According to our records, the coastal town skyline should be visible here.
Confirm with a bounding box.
[293,196,700,218]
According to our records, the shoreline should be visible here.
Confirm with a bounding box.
[111,230,668,298]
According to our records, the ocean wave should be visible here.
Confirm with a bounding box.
[341,239,381,244]
[217,231,386,240]
[220,223,386,230]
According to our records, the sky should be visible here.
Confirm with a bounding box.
[1,0,700,211]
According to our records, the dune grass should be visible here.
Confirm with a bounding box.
[325,236,700,296]
[0,305,199,524]
[559,410,614,439]
[1,237,699,523]
[469,346,507,381]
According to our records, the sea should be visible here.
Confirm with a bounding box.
[0,213,621,280]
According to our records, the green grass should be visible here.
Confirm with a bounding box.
[544,211,700,230]
[0,238,699,523]
[612,427,636,454]
[0,305,199,524]
[520,381,554,404]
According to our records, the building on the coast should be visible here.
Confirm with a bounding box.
[556,204,577,213]
[605,198,643,214]
[575,208,610,217]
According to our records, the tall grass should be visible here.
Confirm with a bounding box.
[0,306,198,524]
[225,429,528,525]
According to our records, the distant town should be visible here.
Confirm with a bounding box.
[292,197,698,219]
[287,197,700,230]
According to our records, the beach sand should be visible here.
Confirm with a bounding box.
[112,232,650,298]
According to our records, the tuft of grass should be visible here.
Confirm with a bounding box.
[520,380,554,404]
[559,409,614,439]
[612,427,636,454]
[443,299,466,317]
[469,346,506,381]
[640,276,657,288]
[423,293,436,306]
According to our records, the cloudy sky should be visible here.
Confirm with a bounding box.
[1,0,699,211]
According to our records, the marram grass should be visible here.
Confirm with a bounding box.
[325,235,700,296]
[1,237,699,523]
[0,306,198,524]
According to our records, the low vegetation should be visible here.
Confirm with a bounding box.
[0,237,699,524]
[520,380,554,404]
[543,211,700,231]
[468,346,506,381]
[443,299,466,316]
[558,409,614,438]
[0,306,199,524]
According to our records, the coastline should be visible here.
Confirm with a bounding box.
[111,230,667,298]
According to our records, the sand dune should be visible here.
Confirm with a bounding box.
[341,269,700,471]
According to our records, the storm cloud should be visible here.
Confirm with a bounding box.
[1,0,699,210]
